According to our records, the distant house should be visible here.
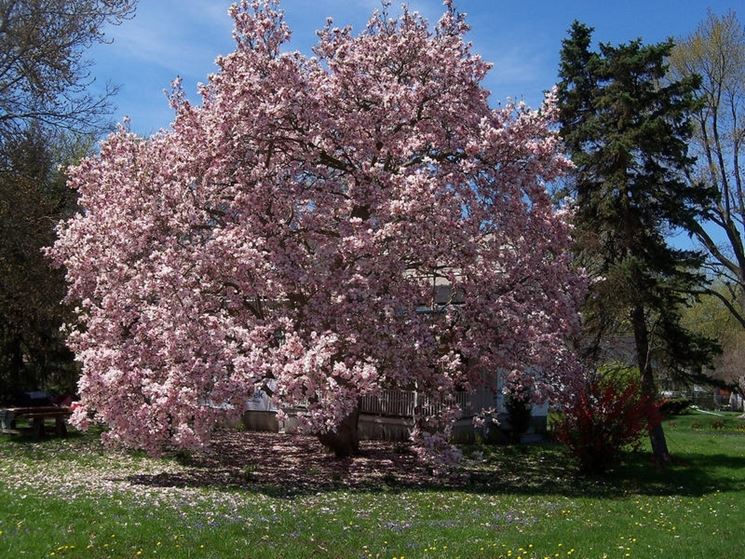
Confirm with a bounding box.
[730,391,744,413]
[243,377,549,443]
[243,266,550,441]
[356,380,550,443]
[592,335,742,411]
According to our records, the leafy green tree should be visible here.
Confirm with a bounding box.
[0,128,91,399]
[557,22,719,465]
[682,285,744,391]
[0,0,136,399]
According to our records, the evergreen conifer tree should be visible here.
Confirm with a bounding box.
[558,22,718,464]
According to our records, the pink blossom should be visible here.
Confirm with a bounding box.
[49,0,586,457]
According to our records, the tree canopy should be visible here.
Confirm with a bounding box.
[51,0,586,459]
[0,0,135,145]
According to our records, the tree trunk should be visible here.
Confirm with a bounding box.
[318,405,360,458]
[7,335,25,394]
[631,304,672,466]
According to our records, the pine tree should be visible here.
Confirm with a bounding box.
[557,22,718,465]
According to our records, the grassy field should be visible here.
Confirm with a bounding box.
[1,410,744,558]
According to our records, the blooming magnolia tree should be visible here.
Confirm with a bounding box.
[51,0,585,458]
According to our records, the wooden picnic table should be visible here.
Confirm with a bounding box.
[0,406,72,437]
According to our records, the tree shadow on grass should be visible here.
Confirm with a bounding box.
[124,431,440,497]
[1,430,86,444]
[607,450,745,497]
[466,443,745,499]
[119,430,745,499]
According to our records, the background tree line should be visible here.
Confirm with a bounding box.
[0,0,135,401]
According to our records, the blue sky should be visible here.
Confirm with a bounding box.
[90,0,741,136]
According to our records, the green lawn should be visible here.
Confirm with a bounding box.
[1,411,744,558]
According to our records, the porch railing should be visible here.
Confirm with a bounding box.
[359,388,494,418]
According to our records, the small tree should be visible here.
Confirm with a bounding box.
[555,373,657,474]
[682,284,745,391]
[51,1,586,458]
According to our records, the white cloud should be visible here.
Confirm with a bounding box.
[106,1,233,78]
[483,45,544,84]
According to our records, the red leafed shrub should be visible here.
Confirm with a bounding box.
[555,376,659,474]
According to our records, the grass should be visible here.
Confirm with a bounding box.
[1,411,744,558]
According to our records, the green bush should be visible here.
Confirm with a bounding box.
[505,395,532,444]
[597,362,640,385]
[658,398,692,416]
